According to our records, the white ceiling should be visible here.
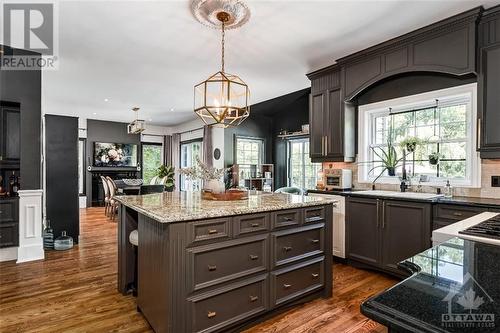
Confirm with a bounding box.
[43,0,500,126]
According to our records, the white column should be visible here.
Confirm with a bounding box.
[17,190,44,263]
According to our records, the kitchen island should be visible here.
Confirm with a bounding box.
[115,191,335,333]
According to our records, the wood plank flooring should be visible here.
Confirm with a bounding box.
[0,208,397,333]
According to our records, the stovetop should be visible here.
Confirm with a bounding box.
[459,215,500,240]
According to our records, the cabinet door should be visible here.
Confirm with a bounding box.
[309,92,326,159]
[325,88,344,159]
[0,106,20,164]
[480,44,500,157]
[381,200,431,274]
[346,197,380,266]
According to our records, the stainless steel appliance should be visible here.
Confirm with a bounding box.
[324,168,352,190]
[459,215,500,240]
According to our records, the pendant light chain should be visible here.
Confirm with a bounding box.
[221,19,225,73]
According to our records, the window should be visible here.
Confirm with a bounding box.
[235,136,264,187]
[358,84,480,187]
[180,140,203,191]
[288,138,321,189]
[78,139,85,195]
[142,143,163,185]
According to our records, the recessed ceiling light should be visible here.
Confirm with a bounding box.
[93,112,97,115]
[149,118,153,121]
[170,108,175,112]
[104,98,109,102]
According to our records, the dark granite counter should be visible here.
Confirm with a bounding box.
[362,238,500,332]
[437,196,500,209]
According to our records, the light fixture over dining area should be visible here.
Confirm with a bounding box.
[127,107,146,134]
[192,0,251,127]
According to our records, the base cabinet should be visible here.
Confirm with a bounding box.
[346,197,432,275]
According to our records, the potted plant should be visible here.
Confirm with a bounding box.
[179,156,228,194]
[428,152,441,165]
[157,165,175,192]
[367,139,407,182]
[399,136,422,153]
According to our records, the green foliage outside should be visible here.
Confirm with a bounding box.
[142,145,162,185]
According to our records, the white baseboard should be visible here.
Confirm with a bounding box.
[79,196,87,208]
[17,244,44,263]
[0,247,18,262]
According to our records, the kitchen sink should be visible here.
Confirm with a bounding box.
[353,190,444,200]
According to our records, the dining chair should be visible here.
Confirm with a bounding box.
[106,177,119,220]
[100,176,111,216]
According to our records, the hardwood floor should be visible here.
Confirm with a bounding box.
[0,208,397,333]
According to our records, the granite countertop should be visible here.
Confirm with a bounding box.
[115,191,337,223]
[362,237,500,332]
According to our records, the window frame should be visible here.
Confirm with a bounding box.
[234,135,265,166]
[358,83,480,188]
[141,142,163,185]
[179,138,204,191]
[287,136,320,189]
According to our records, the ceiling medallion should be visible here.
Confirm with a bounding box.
[191,0,251,30]
[193,1,250,127]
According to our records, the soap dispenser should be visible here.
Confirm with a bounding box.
[444,180,453,198]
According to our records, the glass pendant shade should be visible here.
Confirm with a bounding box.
[194,71,250,127]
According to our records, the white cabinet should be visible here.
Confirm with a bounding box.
[308,193,345,258]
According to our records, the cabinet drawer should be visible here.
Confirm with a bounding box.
[304,206,325,224]
[272,209,302,229]
[0,200,18,223]
[433,219,455,231]
[187,218,231,245]
[0,224,19,248]
[272,224,324,267]
[188,275,267,333]
[234,213,269,236]
[188,235,268,292]
[435,205,486,221]
[272,257,324,307]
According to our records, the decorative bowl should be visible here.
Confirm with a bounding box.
[122,179,144,186]
[201,189,249,201]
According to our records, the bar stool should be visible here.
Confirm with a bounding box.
[129,229,138,296]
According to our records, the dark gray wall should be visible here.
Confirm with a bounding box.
[0,45,42,190]
[85,119,141,206]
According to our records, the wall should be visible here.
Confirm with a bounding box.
[0,45,41,190]
[85,119,141,206]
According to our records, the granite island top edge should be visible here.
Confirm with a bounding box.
[115,191,337,223]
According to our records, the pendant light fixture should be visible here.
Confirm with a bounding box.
[192,0,251,127]
[127,107,146,134]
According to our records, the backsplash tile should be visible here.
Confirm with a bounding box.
[322,159,500,199]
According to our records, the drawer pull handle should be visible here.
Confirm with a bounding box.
[207,311,217,318]
[250,223,260,228]
[311,273,319,278]
[249,295,259,302]
[283,284,292,289]
[453,212,463,217]
[207,229,218,235]
[283,246,293,252]
[311,239,320,244]
[283,217,292,222]
[249,254,259,260]
[208,265,217,271]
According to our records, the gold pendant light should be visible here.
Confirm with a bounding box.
[194,10,250,127]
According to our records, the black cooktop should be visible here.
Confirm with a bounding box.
[459,215,500,240]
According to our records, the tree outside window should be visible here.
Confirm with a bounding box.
[288,138,321,189]
[142,143,163,185]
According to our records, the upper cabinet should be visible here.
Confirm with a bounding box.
[0,104,21,168]
[478,6,500,158]
[307,67,355,162]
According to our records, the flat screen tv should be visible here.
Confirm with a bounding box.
[93,142,138,167]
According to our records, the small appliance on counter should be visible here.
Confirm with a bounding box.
[323,168,352,191]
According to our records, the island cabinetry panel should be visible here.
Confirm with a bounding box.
[478,6,500,158]
[234,213,269,236]
[187,274,268,333]
[304,205,325,224]
[0,198,19,248]
[272,223,324,268]
[271,208,302,229]
[346,196,432,276]
[271,256,325,307]
[187,218,232,245]
[187,234,268,292]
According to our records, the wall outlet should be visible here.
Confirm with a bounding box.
[492,176,500,187]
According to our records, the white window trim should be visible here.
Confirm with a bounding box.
[358,83,481,188]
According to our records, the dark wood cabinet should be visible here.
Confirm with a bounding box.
[307,67,355,162]
[0,198,19,248]
[0,105,20,168]
[478,7,500,158]
[346,196,432,276]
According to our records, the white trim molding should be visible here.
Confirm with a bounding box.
[17,190,44,263]
[358,83,481,188]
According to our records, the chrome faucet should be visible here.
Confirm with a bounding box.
[400,149,409,192]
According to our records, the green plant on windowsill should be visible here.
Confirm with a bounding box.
[157,165,175,192]
[399,136,423,153]
[361,139,411,184]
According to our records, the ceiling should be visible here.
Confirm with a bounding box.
[43,0,500,127]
